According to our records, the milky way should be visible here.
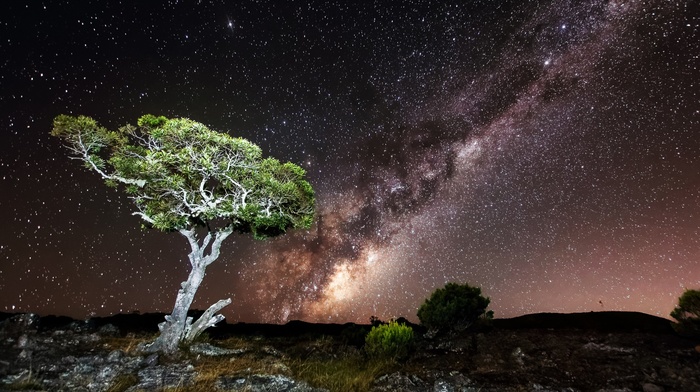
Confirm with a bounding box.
[1,0,699,324]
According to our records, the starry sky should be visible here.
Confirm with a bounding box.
[1,0,699,324]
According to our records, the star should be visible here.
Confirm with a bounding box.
[0,0,697,325]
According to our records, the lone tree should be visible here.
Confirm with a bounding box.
[51,114,315,353]
[417,282,493,332]
[670,289,700,338]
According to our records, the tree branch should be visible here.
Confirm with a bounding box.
[200,232,213,254]
[132,211,155,224]
[183,298,232,343]
[203,227,234,266]
[179,228,198,248]
[70,133,147,187]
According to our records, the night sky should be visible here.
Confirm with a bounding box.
[1,0,699,324]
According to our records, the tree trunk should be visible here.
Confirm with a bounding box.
[143,227,233,354]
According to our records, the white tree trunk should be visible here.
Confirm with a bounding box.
[144,227,233,354]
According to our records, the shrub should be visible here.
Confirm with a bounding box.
[364,320,414,360]
[670,289,700,338]
[417,282,492,332]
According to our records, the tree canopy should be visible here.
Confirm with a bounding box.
[51,114,315,238]
[670,289,700,337]
[417,282,492,331]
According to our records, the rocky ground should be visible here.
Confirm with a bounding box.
[0,312,698,392]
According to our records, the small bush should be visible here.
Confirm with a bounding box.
[364,321,414,360]
[417,282,492,332]
[670,289,700,337]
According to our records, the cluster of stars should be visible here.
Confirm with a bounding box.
[0,0,698,323]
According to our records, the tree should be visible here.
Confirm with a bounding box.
[417,282,492,332]
[51,114,315,353]
[670,289,700,338]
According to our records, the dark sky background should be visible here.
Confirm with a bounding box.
[1,0,699,324]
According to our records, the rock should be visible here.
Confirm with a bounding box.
[107,349,124,362]
[215,374,327,392]
[582,342,634,353]
[189,342,246,356]
[0,314,40,338]
[642,383,664,392]
[433,379,453,392]
[423,328,439,339]
[128,362,196,391]
[15,334,30,349]
[69,319,96,333]
[75,332,101,345]
[14,314,41,329]
[371,372,428,392]
[512,347,525,366]
[144,353,159,367]
[90,362,122,389]
[429,371,473,392]
[97,323,120,336]
[531,383,569,392]
[17,349,32,361]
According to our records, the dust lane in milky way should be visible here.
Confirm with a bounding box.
[1,0,698,323]
[233,0,700,323]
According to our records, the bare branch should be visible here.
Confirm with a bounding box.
[183,298,232,344]
[132,211,155,224]
[65,132,146,187]
[203,227,234,267]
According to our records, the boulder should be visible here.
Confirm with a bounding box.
[371,372,428,392]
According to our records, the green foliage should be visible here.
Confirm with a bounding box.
[670,289,700,337]
[417,282,492,331]
[50,114,315,236]
[364,320,414,360]
[137,114,167,128]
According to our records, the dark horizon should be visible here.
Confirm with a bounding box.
[1,308,677,327]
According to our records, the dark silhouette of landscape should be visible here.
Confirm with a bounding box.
[1,309,676,338]
[1,310,698,391]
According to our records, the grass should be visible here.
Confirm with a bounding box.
[4,379,45,391]
[100,334,400,392]
[101,333,158,354]
[290,354,398,392]
[105,373,139,392]
[4,370,44,391]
